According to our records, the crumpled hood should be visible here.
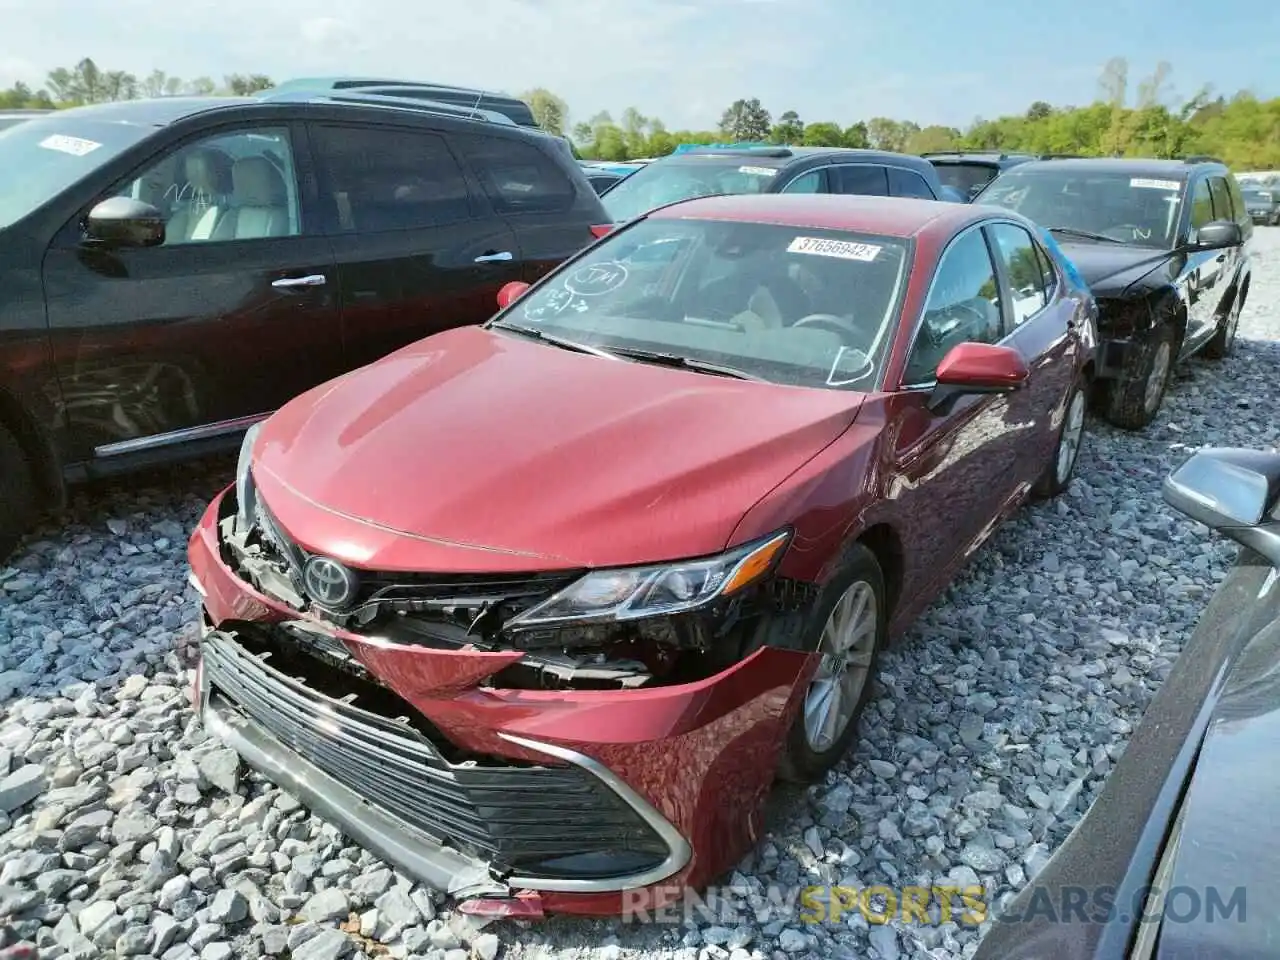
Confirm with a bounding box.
[252,326,864,571]
[1056,241,1177,296]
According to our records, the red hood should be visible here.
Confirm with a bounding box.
[252,326,864,571]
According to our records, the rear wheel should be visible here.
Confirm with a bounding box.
[0,423,37,560]
[778,544,886,783]
[1100,322,1177,430]
[1033,376,1087,499]
[1204,292,1243,359]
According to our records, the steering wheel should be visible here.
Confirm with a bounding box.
[924,301,990,345]
[792,313,860,342]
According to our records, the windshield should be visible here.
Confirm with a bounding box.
[932,162,999,199]
[979,168,1185,248]
[490,217,911,391]
[0,116,152,230]
[602,156,784,223]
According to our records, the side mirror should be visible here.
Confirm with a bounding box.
[927,342,1029,414]
[496,281,531,310]
[1189,219,1242,251]
[1163,447,1280,566]
[84,197,166,248]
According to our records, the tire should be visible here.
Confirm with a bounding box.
[1100,322,1177,430]
[1203,292,1243,359]
[1033,375,1087,499]
[0,422,37,561]
[778,543,886,783]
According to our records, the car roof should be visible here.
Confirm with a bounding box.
[48,97,247,128]
[1004,157,1220,179]
[672,145,931,167]
[647,193,984,238]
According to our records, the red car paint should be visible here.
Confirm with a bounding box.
[189,194,1097,915]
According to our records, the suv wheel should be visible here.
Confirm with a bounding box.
[1204,292,1244,359]
[0,423,37,559]
[1101,322,1177,430]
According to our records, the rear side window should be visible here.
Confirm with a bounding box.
[1207,177,1232,223]
[1224,177,1252,230]
[888,167,936,199]
[309,124,472,233]
[832,165,889,196]
[456,135,576,214]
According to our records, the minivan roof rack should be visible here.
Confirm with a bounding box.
[278,90,516,126]
[260,77,537,127]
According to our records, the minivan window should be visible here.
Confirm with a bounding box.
[492,217,911,390]
[832,165,888,196]
[0,117,152,230]
[887,167,936,199]
[310,124,473,232]
[455,136,576,214]
[602,156,784,223]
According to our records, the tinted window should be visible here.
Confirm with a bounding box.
[498,218,911,390]
[933,162,998,199]
[981,168,1184,248]
[988,223,1048,326]
[832,165,889,196]
[587,174,620,195]
[310,125,471,233]
[0,116,152,229]
[781,169,824,193]
[456,135,576,214]
[1224,177,1251,228]
[1207,177,1232,222]
[601,156,784,222]
[888,167,936,199]
[904,229,1002,384]
[1189,179,1214,233]
[113,126,300,244]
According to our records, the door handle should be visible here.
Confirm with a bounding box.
[272,274,327,289]
[474,251,514,263]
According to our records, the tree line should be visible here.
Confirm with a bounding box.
[5,58,1279,171]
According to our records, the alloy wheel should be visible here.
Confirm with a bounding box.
[1055,389,1086,485]
[804,581,877,753]
[1143,340,1173,414]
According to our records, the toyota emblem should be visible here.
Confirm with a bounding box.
[303,556,359,609]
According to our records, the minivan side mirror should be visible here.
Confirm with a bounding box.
[1163,447,1280,566]
[496,281,530,309]
[1188,220,1242,251]
[84,197,166,248]
[927,342,1029,414]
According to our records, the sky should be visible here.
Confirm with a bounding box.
[2,0,1279,132]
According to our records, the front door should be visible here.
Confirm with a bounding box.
[41,121,344,466]
[1181,176,1230,353]
[306,121,522,371]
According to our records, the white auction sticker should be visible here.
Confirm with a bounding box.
[787,236,881,261]
[738,165,778,176]
[1130,177,1180,191]
[38,134,103,157]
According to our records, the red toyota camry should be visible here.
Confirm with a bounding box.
[187,194,1097,917]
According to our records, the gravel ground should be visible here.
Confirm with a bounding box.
[2,228,1279,960]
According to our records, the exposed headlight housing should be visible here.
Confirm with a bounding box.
[234,422,263,536]
[506,530,791,630]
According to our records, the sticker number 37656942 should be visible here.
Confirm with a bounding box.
[787,236,881,261]
[39,134,103,157]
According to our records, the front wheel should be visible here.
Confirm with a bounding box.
[1203,293,1243,359]
[778,544,886,783]
[0,423,37,561]
[1100,323,1177,431]
[1033,376,1087,499]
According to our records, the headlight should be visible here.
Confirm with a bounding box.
[506,530,791,629]
[234,422,263,535]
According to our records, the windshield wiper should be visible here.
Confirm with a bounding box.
[489,322,619,359]
[608,346,766,381]
[1047,226,1126,244]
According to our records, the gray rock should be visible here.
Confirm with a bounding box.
[76,901,118,937]
[300,888,349,924]
[207,889,247,925]
[0,764,46,812]
[291,929,354,960]
[197,750,240,794]
[473,932,500,960]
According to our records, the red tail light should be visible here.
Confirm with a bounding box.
[589,224,614,239]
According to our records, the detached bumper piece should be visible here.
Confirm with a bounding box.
[199,630,684,894]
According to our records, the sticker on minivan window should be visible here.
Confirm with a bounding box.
[787,236,881,261]
[1130,178,1180,191]
[38,134,102,157]
[739,166,778,176]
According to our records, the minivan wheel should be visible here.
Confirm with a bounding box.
[1033,377,1087,499]
[1204,294,1243,359]
[778,543,886,783]
[1101,322,1177,430]
[0,423,37,560]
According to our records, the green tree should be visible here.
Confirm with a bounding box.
[801,122,844,146]
[771,110,804,144]
[522,87,568,136]
[719,98,771,141]
[224,74,274,96]
[842,122,870,148]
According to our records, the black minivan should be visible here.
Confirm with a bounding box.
[0,91,609,555]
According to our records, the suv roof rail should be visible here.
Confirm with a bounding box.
[1182,154,1224,165]
[920,150,1036,159]
[297,91,517,126]
[675,144,793,157]
[260,77,537,126]
[1037,153,1085,159]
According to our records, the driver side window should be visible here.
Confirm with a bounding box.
[1188,179,1214,239]
[903,229,1003,385]
[113,127,300,245]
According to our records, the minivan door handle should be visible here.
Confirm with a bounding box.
[474,251,514,263]
[271,274,327,290]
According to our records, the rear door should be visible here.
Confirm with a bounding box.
[41,120,344,466]
[452,133,600,285]
[307,121,522,370]
[1183,175,1232,352]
